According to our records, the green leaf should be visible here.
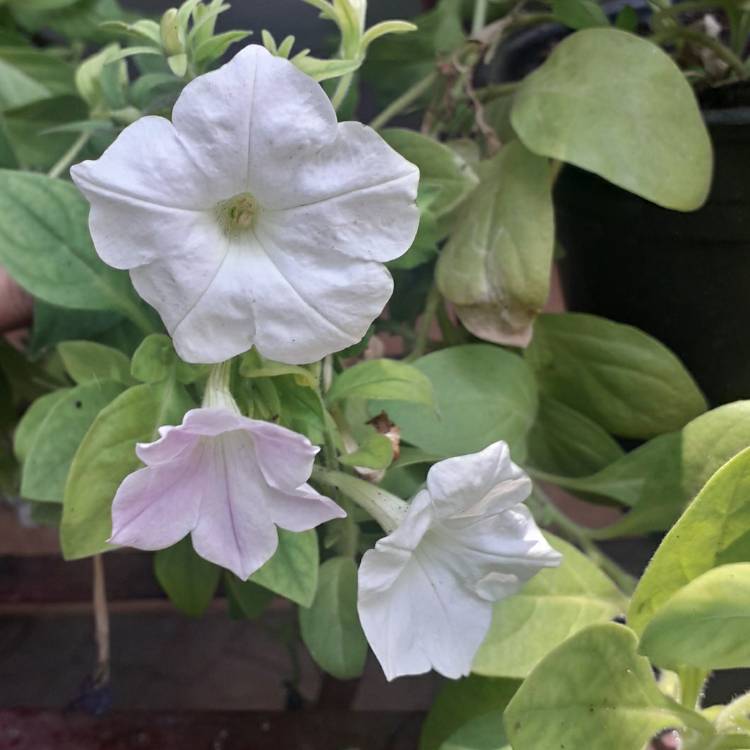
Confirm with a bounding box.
[441,713,510,750]
[292,54,361,82]
[328,358,434,407]
[639,563,750,671]
[615,4,639,31]
[373,345,537,461]
[154,536,220,617]
[61,380,193,559]
[420,675,518,750]
[193,30,251,66]
[0,55,52,110]
[130,333,205,384]
[716,692,750,736]
[75,43,127,111]
[629,446,750,634]
[299,557,367,679]
[339,431,393,470]
[511,28,712,211]
[381,128,478,218]
[21,380,125,503]
[552,0,609,29]
[525,313,707,439]
[0,170,153,330]
[562,401,750,538]
[0,47,76,98]
[14,388,71,463]
[473,533,626,678]
[526,396,625,478]
[239,349,316,388]
[275,375,325,444]
[58,340,133,386]
[250,529,318,607]
[12,0,127,44]
[224,573,275,619]
[3,94,90,171]
[361,20,418,50]
[504,623,713,750]
[437,142,554,346]
[362,0,463,106]
[28,300,124,358]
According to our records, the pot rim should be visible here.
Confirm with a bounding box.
[704,107,750,125]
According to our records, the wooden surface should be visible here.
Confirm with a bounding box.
[0,709,425,750]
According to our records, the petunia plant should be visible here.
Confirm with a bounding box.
[1,0,750,748]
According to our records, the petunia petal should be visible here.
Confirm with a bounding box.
[257,122,419,262]
[190,431,278,580]
[71,116,214,270]
[109,453,203,550]
[245,420,319,491]
[425,441,532,519]
[430,505,561,602]
[174,45,337,204]
[358,546,492,680]
[130,237,256,365]
[136,408,246,466]
[268,483,346,532]
[248,225,394,363]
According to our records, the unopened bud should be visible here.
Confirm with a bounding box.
[160,8,184,57]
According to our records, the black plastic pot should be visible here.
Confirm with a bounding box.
[555,105,750,406]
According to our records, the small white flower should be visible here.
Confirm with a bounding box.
[357,441,561,680]
[71,45,419,365]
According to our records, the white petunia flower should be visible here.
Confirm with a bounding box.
[357,441,561,680]
[71,45,419,365]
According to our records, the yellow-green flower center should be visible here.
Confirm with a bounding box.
[216,192,258,235]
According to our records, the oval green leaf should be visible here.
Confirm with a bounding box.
[639,563,750,670]
[511,28,712,210]
[372,344,537,460]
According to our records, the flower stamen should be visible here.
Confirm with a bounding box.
[216,192,259,235]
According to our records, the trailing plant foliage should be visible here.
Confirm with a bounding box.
[0,0,749,747]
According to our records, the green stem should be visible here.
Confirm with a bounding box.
[472,0,489,36]
[47,131,91,180]
[406,284,441,362]
[315,367,360,557]
[369,71,437,131]
[678,666,709,710]
[476,81,522,102]
[118,299,159,337]
[312,467,408,533]
[652,27,748,79]
[331,71,355,111]
[534,484,638,595]
[203,360,236,410]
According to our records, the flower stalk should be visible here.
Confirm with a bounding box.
[312,466,408,533]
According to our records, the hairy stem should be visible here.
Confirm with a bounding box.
[472,0,489,36]
[48,131,91,180]
[369,71,437,131]
[652,27,748,79]
[406,284,442,362]
[534,484,638,595]
[312,466,408,533]
[331,71,355,111]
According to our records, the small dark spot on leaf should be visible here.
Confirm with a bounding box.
[613,614,626,624]
[75,400,82,409]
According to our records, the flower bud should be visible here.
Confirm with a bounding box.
[160,8,184,57]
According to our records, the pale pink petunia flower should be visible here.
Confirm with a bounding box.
[109,407,345,579]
